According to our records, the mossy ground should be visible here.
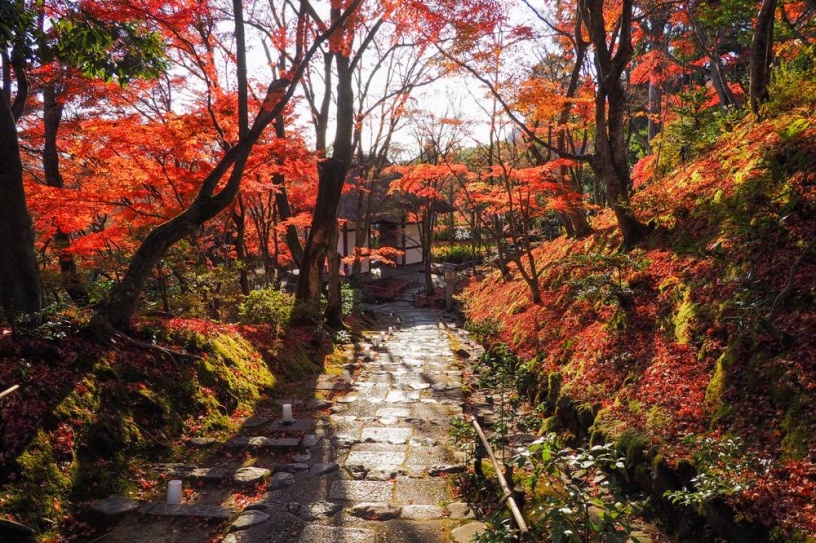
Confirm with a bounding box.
[461,107,816,537]
[0,315,334,540]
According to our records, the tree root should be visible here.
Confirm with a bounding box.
[758,243,811,346]
[84,317,199,368]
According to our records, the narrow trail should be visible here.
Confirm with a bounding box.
[87,300,487,543]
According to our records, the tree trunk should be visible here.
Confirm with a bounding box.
[271,117,303,265]
[296,158,346,306]
[44,82,90,306]
[0,77,41,323]
[351,166,376,277]
[750,0,778,116]
[324,227,344,329]
[296,24,354,322]
[581,0,648,248]
[102,151,252,330]
[232,195,250,296]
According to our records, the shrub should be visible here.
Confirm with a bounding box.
[764,44,816,116]
[238,287,293,331]
[433,243,481,264]
[341,283,365,316]
[511,434,642,542]
[465,316,503,343]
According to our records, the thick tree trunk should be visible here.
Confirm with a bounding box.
[320,44,354,327]
[102,152,252,331]
[0,80,41,323]
[43,82,90,306]
[294,6,373,314]
[296,158,346,306]
[750,0,778,116]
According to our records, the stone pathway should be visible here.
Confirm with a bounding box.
[89,301,485,543]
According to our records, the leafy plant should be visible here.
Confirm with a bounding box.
[341,283,365,317]
[465,317,503,343]
[764,44,816,116]
[433,243,481,264]
[511,433,642,543]
[450,416,478,458]
[474,514,518,543]
[238,287,294,332]
[664,436,768,510]
[567,253,646,307]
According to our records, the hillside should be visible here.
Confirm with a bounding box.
[461,107,816,540]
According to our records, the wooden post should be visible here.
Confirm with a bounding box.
[444,265,455,312]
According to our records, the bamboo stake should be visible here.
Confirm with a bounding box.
[0,384,20,401]
[471,417,530,540]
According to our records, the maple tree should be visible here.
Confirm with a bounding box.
[96,0,363,331]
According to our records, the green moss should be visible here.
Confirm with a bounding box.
[12,429,74,525]
[590,407,628,443]
[645,405,672,434]
[615,429,650,466]
[606,305,628,332]
[542,416,559,433]
[546,372,562,411]
[705,343,741,425]
[673,288,697,344]
[201,333,276,409]
[576,403,597,428]
[54,376,100,424]
[780,397,812,460]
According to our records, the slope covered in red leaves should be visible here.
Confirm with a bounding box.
[461,109,816,538]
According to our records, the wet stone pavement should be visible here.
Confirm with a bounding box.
[223,301,483,543]
[91,300,486,543]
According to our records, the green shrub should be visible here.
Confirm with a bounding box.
[764,44,816,116]
[341,283,365,316]
[433,243,480,264]
[511,434,641,542]
[465,316,503,343]
[238,287,293,330]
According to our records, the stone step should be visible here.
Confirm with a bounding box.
[144,503,237,520]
